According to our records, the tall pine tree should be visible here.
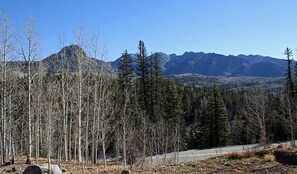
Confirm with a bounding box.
[284,48,294,99]
[283,47,296,146]
[136,40,150,114]
[165,80,183,124]
[149,53,163,122]
[164,80,184,156]
[294,60,297,98]
[205,86,228,147]
[118,49,134,90]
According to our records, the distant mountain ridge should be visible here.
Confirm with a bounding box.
[7,45,290,78]
[7,45,115,74]
[42,44,114,73]
[111,51,289,77]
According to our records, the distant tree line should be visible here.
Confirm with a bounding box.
[0,14,297,169]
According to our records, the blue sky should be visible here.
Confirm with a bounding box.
[1,0,297,61]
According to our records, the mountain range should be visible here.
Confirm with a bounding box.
[7,45,291,78]
[112,51,289,77]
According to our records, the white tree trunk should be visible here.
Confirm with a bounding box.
[85,76,90,163]
[47,98,52,174]
[19,16,40,164]
[247,88,268,147]
[74,26,84,164]
[27,57,32,163]
[92,77,97,164]
[78,68,82,163]
[0,13,13,163]
[122,88,131,169]
[68,101,73,160]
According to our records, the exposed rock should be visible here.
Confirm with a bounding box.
[38,164,62,174]
[22,165,42,174]
[121,169,130,174]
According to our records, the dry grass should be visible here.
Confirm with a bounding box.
[227,152,247,159]
[227,148,276,160]
[226,150,256,160]
[263,154,275,162]
[1,147,297,174]
[254,148,274,157]
[0,156,127,174]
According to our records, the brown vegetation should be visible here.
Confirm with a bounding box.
[1,147,297,174]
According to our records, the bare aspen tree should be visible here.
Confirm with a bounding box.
[279,93,296,147]
[0,13,14,163]
[142,115,147,165]
[174,120,181,163]
[74,26,86,163]
[44,79,58,173]
[8,87,14,164]
[246,88,268,147]
[33,64,44,163]
[84,55,92,165]
[47,88,53,174]
[94,52,105,166]
[57,31,68,161]
[5,73,19,165]
[19,15,41,164]
[122,88,131,169]
[98,68,114,168]
[68,95,74,160]
[82,70,90,166]
[35,88,40,163]
[90,32,99,165]
[90,41,114,167]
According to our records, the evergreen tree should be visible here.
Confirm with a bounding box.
[118,49,134,90]
[284,47,294,99]
[164,80,184,152]
[294,61,297,97]
[149,54,154,121]
[136,40,150,113]
[165,80,183,123]
[230,114,244,145]
[135,41,150,161]
[205,86,228,147]
[117,49,142,124]
[269,95,289,142]
[187,119,203,149]
[149,53,163,122]
[283,47,296,146]
[112,80,123,120]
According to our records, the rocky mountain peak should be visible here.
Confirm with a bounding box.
[59,44,87,58]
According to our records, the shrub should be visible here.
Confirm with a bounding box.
[227,152,244,160]
[254,148,272,157]
[227,151,255,160]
